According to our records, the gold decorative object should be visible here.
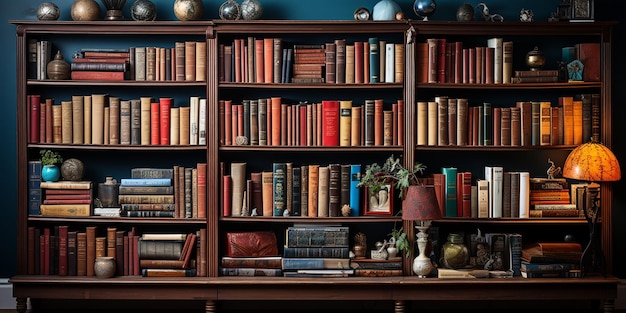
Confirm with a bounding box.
[46,51,70,80]
[71,0,102,21]
[526,46,546,71]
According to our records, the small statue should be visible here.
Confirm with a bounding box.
[519,8,533,22]
[567,60,584,81]
[353,232,367,259]
[477,2,503,22]
[251,208,259,216]
[282,209,290,217]
[546,158,562,179]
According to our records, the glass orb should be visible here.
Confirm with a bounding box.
[241,0,262,20]
[219,0,241,20]
[413,0,437,21]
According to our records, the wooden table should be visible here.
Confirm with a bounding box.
[10,275,620,313]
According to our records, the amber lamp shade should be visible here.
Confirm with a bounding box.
[402,185,440,277]
[562,141,621,182]
[562,140,621,276]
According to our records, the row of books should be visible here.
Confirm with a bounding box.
[219,98,404,147]
[28,94,208,146]
[26,225,207,277]
[520,242,583,278]
[223,162,362,218]
[220,37,404,84]
[416,94,600,147]
[417,38,600,84]
[28,40,207,82]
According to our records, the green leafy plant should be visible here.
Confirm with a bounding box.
[388,226,411,258]
[357,155,426,199]
[40,149,63,166]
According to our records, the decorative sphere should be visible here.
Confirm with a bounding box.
[413,0,437,21]
[372,0,402,21]
[71,0,102,21]
[37,2,60,21]
[240,0,262,20]
[219,0,241,20]
[61,158,85,181]
[131,0,157,21]
[456,3,474,21]
[173,0,204,21]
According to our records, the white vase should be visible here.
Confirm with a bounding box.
[372,0,402,21]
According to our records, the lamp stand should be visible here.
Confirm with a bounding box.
[581,184,605,276]
[412,222,434,278]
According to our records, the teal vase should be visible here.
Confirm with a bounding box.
[41,165,60,182]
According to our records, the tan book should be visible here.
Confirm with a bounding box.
[261,171,273,217]
[184,41,196,81]
[540,101,552,146]
[179,106,190,145]
[71,95,84,144]
[140,96,151,145]
[39,204,91,217]
[95,237,106,258]
[317,166,329,217]
[146,46,156,81]
[350,106,361,147]
[383,110,393,146]
[91,94,105,145]
[456,98,469,146]
[60,100,72,144]
[82,95,91,144]
[416,101,428,145]
[40,180,92,189]
[103,107,110,145]
[120,100,131,145]
[195,41,206,82]
[345,44,355,84]
[109,97,120,145]
[134,47,146,81]
[339,100,352,146]
[158,47,166,81]
[76,232,87,276]
[308,165,319,217]
[502,41,513,84]
[230,162,246,217]
[394,43,404,83]
[170,107,180,145]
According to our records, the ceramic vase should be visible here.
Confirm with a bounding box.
[94,257,116,278]
[41,165,60,182]
[372,0,401,21]
[46,51,70,80]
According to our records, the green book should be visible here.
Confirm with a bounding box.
[442,167,458,217]
[368,37,379,83]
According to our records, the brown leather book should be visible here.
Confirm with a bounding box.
[374,99,383,146]
[263,38,274,83]
[224,231,279,257]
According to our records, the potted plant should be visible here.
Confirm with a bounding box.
[40,149,63,182]
[358,155,427,257]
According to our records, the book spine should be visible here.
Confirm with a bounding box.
[273,162,287,216]
[137,239,184,260]
[282,247,350,258]
[281,258,350,270]
[442,167,458,217]
[286,226,350,248]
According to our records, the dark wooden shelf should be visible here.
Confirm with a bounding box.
[28,216,207,224]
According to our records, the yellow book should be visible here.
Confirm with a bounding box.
[350,106,361,147]
[170,107,180,145]
[61,100,73,144]
[339,100,352,146]
[345,44,355,84]
[91,94,105,145]
[394,43,404,83]
[40,204,91,217]
[140,96,152,145]
[179,106,190,145]
[539,101,552,146]
[83,95,92,144]
[40,181,92,189]
[71,95,84,144]
[416,101,428,146]
[573,99,583,145]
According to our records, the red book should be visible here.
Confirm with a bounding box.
[132,235,140,276]
[237,104,244,141]
[363,41,370,84]
[576,43,600,82]
[263,38,274,84]
[123,235,129,276]
[271,97,281,146]
[437,38,447,83]
[485,47,494,84]
[70,71,125,81]
[197,162,207,219]
[224,100,232,145]
[255,39,265,83]
[431,173,446,217]
[73,57,129,63]
[299,105,307,146]
[43,228,51,275]
[468,48,476,84]
[29,94,40,143]
[354,41,364,84]
[159,97,172,145]
[150,102,160,145]
[454,41,463,84]
[397,100,404,146]
[321,100,339,146]
[82,51,130,58]
[223,175,232,217]
[39,102,45,143]
[57,225,68,276]
[45,98,53,143]
[234,39,242,83]
[456,172,472,217]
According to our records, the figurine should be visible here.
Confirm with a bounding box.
[341,204,352,217]
[477,2,503,22]
[546,158,562,179]
[353,232,367,259]
[567,60,584,81]
[519,8,533,22]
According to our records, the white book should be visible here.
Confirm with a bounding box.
[198,98,207,145]
[385,43,395,83]
[518,172,530,218]
[189,96,199,145]
[487,37,503,84]
[485,166,503,218]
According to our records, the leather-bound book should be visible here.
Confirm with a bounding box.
[224,231,279,257]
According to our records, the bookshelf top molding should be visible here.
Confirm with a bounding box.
[10,20,214,37]
[213,19,410,34]
[407,20,616,37]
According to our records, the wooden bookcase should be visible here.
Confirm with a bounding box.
[10,20,619,313]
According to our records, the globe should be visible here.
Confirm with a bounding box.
[37,2,60,21]
[219,0,241,20]
[131,0,157,21]
[60,158,85,181]
[173,0,204,21]
[413,0,437,21]
[240,0,262,20]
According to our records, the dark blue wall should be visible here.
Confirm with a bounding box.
[1,0,624,278]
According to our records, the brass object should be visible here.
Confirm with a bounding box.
[46,51,70,80]
[526,46,546,71]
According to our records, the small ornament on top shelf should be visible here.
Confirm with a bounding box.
[101,0,127,20]
[413,0,436,21]
[130,0,157,21]
[240,0,262,20]
[476,2,503,22]
[519,8,533,22]
[219,0,241,20]
[372,0,402,21]
[37,2,60,21]
[174,0,204,21]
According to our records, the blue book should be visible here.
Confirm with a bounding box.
[521,261,576,273]
[441,167,458,217]
[120,178,171,186]
[368,37,380,83]
[349,164,361,216]
[28,160,42,215]
[281,258,351,270]
[283,247,350,258]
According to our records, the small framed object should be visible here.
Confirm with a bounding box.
[557,0,571,21]
[363,183,394,216]
[570,0,594,21]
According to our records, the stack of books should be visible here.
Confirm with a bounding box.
[119,167,175,217]
[350,258,403,277]
[520,242,582,278]
[529,178,577,217]
[220,231,282,276]
[39,181,93,217]
[282,225,353,277]
[71,48,130,81]
[291,44,325,83]
[511,70,559,84]
[138,232,197,277]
